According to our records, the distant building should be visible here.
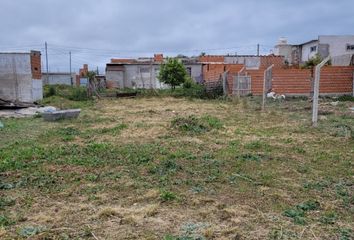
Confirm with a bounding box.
[105,54,203,89]
[274,35,354,66]
[76,64,89,86]
[43,72,75,85]
[0,50,42,103]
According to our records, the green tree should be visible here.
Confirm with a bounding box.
[301,54,323,69]
[158,58,188,90]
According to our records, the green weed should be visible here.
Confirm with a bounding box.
[171,115,222,134]
[160,190,177,202]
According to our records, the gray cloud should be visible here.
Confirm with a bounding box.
[0,0,353,72]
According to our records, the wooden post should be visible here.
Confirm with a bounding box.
[312,56,330,127]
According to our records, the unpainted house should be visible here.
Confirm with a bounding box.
[0,50,42,103]
[76,64,89,86]
[43,72,75,85]
[274,35,354,66]
[106,54,203,89]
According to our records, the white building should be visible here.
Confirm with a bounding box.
[274,35,354,66]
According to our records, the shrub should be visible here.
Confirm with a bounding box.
[283,200,320,225]
[320,212,337,225]
[338,95,354,102]
[0,215,14,227]
[183,77,193,89]
[45,85,57,97]
[171,115,222,134]
[69,87,89,101]
[160,190,177,202]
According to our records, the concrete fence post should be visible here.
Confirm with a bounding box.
[262,64,274,111]
[312,56,331,127]
[222,71,228,95]
[352,71,354,97]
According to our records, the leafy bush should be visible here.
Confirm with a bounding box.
[43,85,90,101]
[301,54,328,69]
[283,200,320,225]
[338,95,354,102]
[183,77,194,89]
[0,215,14,227]
[68,87,89,101]
[44,85,57,98]
[171,115,222,134]
[160,190,177,202]
[320,212,337,225]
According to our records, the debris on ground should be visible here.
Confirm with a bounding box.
[0,106,57,118]
[330,101,339,106]
[0,121,4,128]
[42,109,81,121]
[0,98,38,109]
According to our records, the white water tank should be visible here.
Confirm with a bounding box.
[278,37,288,45]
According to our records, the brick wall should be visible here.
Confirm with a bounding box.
[320,66,354,94]
[203,64,225,81]
[154,54,164,63]
[111,59,135,64]
[199,55,225,63]
[244,66,353,96]
[79,64,89,78]
[203,64,243,82]
[30,51,41,79]
[260,56,285,69]
[244,69,265,95]
[272,69,312,95]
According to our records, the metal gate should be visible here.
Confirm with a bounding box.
[233,75,251,96]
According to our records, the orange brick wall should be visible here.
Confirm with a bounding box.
[30,51,42,79]
[260,56,285,69]
[199,55,225,63]
[320,66,354,94]
[203,64,243,82]
[245,66,353,96]
[243,69,265,95]
[272,69,312,95]
[154,54,164,63]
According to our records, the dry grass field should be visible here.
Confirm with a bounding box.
[0,95,353,239]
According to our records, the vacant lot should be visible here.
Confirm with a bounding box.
[0,96,353,239]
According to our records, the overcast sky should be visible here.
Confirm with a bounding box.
[0,0,353,73]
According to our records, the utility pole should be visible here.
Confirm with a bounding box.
[45,42,49,84]
[257,44,260,56]
[69,51,73,86]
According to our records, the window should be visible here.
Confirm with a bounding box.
[310,46,317,52]
[346,44,354,51]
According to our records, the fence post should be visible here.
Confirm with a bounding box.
[222,71,228,95]
[262,64,274,111]
[312,56,330,127]
[237,67,245,97]
[352,71,354,97]
[237,73,240,97]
